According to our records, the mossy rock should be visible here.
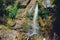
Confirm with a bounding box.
[7,18,15,27]
[0,25,9,30]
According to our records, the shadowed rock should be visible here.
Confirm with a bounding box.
[19,0,31,8]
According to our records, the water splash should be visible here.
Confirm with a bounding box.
[44,0,51,8]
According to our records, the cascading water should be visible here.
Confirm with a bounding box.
[44,0,51,8]
[30,3,39,36]
[26,6,34,36]
[24,2,39,40]
[26,3,39,37]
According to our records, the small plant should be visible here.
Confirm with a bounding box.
[6,1,18,18]
[38,8,49,19]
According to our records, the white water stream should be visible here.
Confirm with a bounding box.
[27,3,39,37]
[32,3,39,35]
[44,0,51,8]
[24,3,39,40]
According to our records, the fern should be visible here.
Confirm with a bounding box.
[6,1,18,18]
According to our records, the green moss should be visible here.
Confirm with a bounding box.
[0,25,10,30]
[7,18,13,26]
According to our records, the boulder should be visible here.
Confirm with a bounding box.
[0,29,26,40]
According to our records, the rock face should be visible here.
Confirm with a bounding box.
[19,0,31,8]
[0,29,26,40]
[20,0,30,5]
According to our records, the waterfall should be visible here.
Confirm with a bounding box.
[26,3,39,37]
[29,3,39,36]
[28,6,34,13]
[25,3,39,40]
[44,0,51,8]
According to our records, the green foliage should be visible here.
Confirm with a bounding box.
[0,25,10,30]
[6,1,18,18]
[0,0,16,17]
[26,10,34,20]
[38,8,49,19]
